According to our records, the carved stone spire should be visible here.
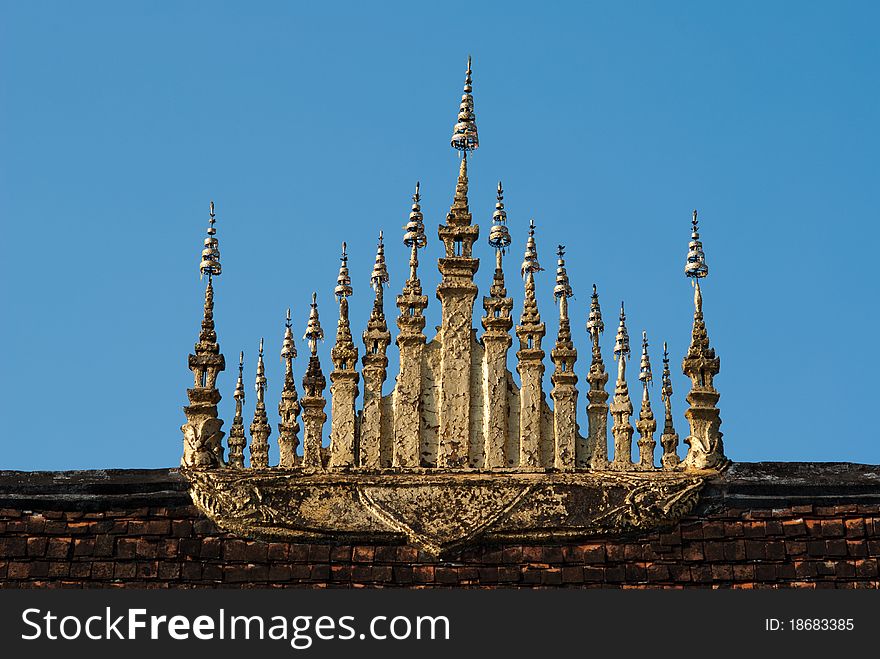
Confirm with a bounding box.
[551,245,578,470]
[610,302,634,469]
[437,63,481,468]
[182,201,227,468]
[450,55,479,154]
[330,243,360,468]
[362,231,393,469]
[516,219,547,468]
[636,331,657,469]
[227,351,247,468]
[278,309,301,468]
[481,181,514,468]
[394,184,429,468]
[660,341,681,469]
[301,293,327,469]
[249,338,271,468]
[681,210,725,469]
[586,284,610,469]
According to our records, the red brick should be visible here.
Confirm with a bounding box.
[821,519,845,538]
[711,565,733,581]
[732,564,755,581]
[374,546,398,563]
[606,544,625,562]
[680,523,702,540]
[846,540,867,557]
[522,546,543,563]
[581,543,605,563]
[413,566,434,583]
[393,566,414,583]
[744,522,766,538]
[135,539,158,559]
[0,537,27,558]
[353,546,375,563]
[91,561,114,580]
[308,545,331,562]
[48,562,69,578]
[562,545,584,563]
[288,545,310,562]
[855,559,879,578]
[703,541,725,562]
[541,568,563,585]
[745,540,767,560]
[723,522,744,537]
[825,539,848,556]
[659,530,682,546]
[646,564,670,582]
[397,546,419,562]
[371,566,394,582]
[267,543,288,561]
[26,537,47,557]
[74,539,95,557]
[583,566,604,582]
[765,541,786,561]
[561,566,584,583]
[782,519,806,537]
[682,543,704,561]
[171,520,192,537]
[542,546,564,564]
[845,519,865,538]
[501,547,522,563]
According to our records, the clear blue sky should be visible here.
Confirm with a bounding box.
[1,1,877,469]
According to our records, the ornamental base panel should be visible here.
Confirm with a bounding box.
[183,468,717,557]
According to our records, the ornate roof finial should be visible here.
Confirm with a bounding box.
[587,284,605,340]
[335,242,352,301]
[685,209,709,282]
[371,231,390,291]
[639,331,653,392]
[235,350,245,401]
[281,308,297,364]
[661,341,672,401]
[488,181,512,257]
[304,292,324,356]
[521,219,543,278]
[613,302,630,360]
[278,309,301,468]
[450,55,479,154]
[200,200,222,280]
[255,338,267,397]
[554,245,573,302]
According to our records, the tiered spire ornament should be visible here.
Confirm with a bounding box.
[586,285,610,469]
[277,309,301,468]
[249,338,271,468]
[481,182,515,468]
[182,201,227,468]
[660,342,681,469]
[361,232,393,468]
[437,64,481,469]
[227,351,247,468]
[450,55,479,154]
[329,243,360,468]
[681,210,725,469]
[610,302,634,469]
[550,245,578,470]
[301,293,327,469]
[516,219,547,467]
[394,184,429,467]
[635,331,657,469]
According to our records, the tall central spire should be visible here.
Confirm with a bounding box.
[436,57,482,468]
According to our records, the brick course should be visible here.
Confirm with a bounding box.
[1,464,878,589]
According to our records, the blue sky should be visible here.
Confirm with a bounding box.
[1,1,877,469]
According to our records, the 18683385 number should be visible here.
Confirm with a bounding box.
[790,619,854,631]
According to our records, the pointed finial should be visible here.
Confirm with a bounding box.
[450,56,479,153]
[661,341,672,399]
[370,230,390,290]
[334,242,352,300]
[304,292,324,355]
[403,181,427,249]
[554,244,573,300]
[685,209,709,280]
[199,200,222,279]
[587,284,604,337]
[614,302,630,360]
[234,350,245,402]
[281,307,297,361]
[521,219,543,277]
[639,331,652,387]
[488,181,512,255]
[255,338,267,394]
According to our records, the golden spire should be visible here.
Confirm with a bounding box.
[554,244,574,343]
[304,292,325,356]
[638,330,653,397]
[636,330,657,469]
[199,200,222,280]
[587,284,605,362]
[403,182,427,284]
[249,338,271,468]
[278,309,301,468]
[659,340,680,468]
[613,302,630,361]
[227,350,247,468]
[334,242,353,300]
[521,219,542,278]
[450,55,479,154]
[371,231,390,292]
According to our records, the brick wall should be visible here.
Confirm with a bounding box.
[1,464,878,588]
